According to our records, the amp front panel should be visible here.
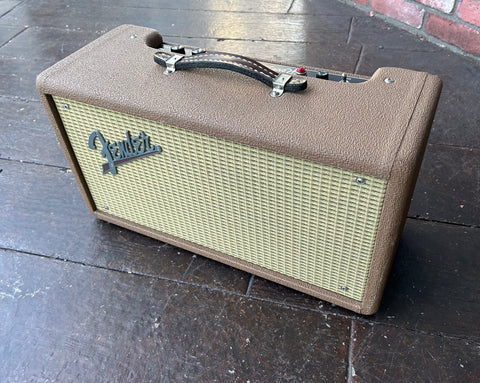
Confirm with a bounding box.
[53,96,387,302]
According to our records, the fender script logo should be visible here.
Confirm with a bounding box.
[88,130,162,175]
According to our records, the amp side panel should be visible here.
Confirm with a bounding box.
[359,73,442,314]
[38,93,97,214]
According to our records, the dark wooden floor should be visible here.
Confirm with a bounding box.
[1,0,479,382]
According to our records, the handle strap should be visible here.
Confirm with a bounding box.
[154,50,307,97]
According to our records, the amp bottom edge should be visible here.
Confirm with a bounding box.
[91,210,379,315]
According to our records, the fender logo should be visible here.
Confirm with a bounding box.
[88,130,162,175]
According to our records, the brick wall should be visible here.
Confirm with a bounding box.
[343,0,480,57]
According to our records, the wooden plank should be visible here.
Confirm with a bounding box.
[0,26,101,62]
[373,219,480,339]
[0,98,67,166]
[1,3,351,43]
[349,17,443,52]
[61,0,294,13]
[289,0,365,16]
[0,25,24,46]
[0,56,52,100]
[0,0,20,17]
[430,89,480,150]
[410,144,480,227]
[350,321,480,382]
[0,248,351,382]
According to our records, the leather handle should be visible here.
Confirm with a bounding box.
[154,50,307,96]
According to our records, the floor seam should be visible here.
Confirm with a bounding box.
[406,216,480,229]
[427,142,480,151]
[0,0,27,19]
[353,45,364,74]
[346,17,354,44]
[347,319,355,382]
[162,34,344,44]
[181,254,197,279]
[286,0,295,13]
[245,274,255,296]
[0,157,69,170]
[0,25,28,50]
[0,94,40,102]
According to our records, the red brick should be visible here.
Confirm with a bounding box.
[352,0,368,5]
[457,0,480,27]
[414,0,455,13]
[426,13,480,54]
[371,0,425,28]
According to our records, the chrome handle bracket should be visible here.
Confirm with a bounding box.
[270,74,292,97]
[163,54,184,75]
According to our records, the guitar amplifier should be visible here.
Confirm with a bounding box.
[37,25,442,314]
